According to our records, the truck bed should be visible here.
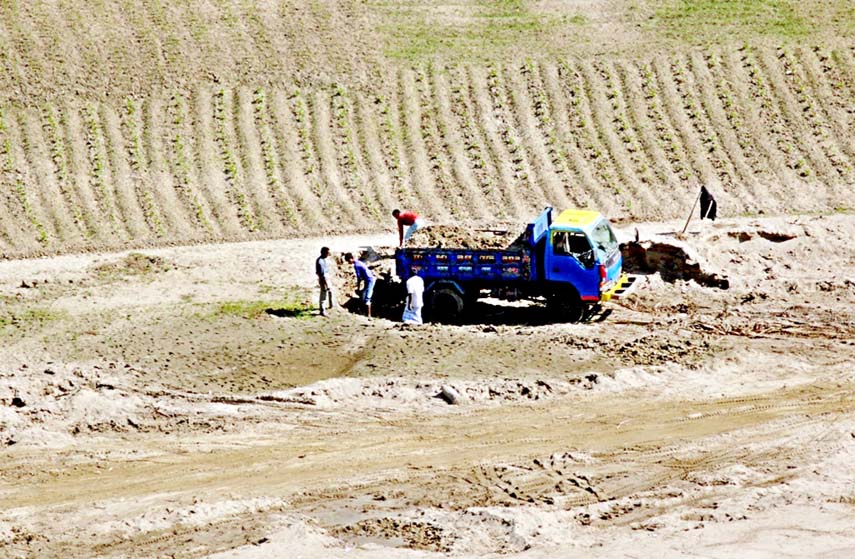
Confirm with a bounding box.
[396,247,532,283]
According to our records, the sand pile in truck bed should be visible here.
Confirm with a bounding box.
[408,223,527,249]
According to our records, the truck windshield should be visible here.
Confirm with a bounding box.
[552,230,595,268]
[590,220,618,254]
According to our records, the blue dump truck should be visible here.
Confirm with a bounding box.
[395,207,631,322]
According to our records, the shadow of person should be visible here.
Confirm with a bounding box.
[264,307,311,318]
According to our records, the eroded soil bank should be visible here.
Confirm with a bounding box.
[1,215,854,558]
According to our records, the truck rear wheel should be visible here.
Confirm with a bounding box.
[428,287,465,323]
[547,289,583,323]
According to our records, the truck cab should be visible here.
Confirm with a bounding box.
[542,209,623,304]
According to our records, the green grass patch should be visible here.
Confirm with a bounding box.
[0,306,67,330]
[203,293,313,320]
[379,1,574,61]
[654,0,808,41]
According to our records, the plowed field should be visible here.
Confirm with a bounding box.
[2,2,855,256]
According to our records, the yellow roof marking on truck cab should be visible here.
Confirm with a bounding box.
[553,209,601,229]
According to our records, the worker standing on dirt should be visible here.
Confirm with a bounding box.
[402,274,425,324]
[700,186,718,221]
[392,209,424,247]
[315,246,335,317]
[345,252,375,318]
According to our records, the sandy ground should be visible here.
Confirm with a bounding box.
[1,215,855,558]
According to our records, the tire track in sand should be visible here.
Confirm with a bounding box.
[310,89,364,228]
[190,88,240,236]
[444,65,506,215]
[412,65,464,219]
[269,88,326,231]
[0,107,51,249]
[234,86,283,234]
[716,48,802,209]
[755,48,840,190]
[144,95,196,237]
[736,48,821,211]
[688,51,763,208]
[100,103,150,240]
[8,382,852,511]
[547,62,616,215]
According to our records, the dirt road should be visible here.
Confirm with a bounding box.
[2,215,854,557]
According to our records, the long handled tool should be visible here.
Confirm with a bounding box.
[680,187,703,236]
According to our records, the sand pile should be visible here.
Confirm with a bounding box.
[621,238,729,289]
[0,362,284,448]
[0,363,151,447]
[332,250,391,296]
[408,223,527,250]
[270,376,573,411]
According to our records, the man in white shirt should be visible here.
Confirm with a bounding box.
[402,274,424,324]
[315,246,335,316]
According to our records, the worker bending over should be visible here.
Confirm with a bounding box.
[392,209,424,247]
[345,252,375,317]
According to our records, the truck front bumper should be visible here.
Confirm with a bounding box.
[599,273,636,302]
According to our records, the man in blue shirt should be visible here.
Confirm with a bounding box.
[345,252,376,317]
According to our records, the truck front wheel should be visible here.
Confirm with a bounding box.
[547,289,583,323]
[428,287,465,323]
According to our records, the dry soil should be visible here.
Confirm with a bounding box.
[1,215,854,558]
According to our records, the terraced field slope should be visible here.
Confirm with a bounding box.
[2,1,855,256]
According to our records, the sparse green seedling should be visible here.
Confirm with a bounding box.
[83,104,117,228]
[214,88,257,231]
[203,295,313,321]
[0,306,67,333]
[142,190,166,237]
[252,88,299,228]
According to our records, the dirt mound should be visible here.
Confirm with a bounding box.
[621,239,729,289]
[0,363,150,447]
[0,362,286,447]
[331,518,448,552]
[408,223,526,249]
[274,377,572,411]
[616,334,713,367]
[91,253,176,278]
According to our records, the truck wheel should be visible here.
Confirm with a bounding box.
[429,287,465,323]
[548,289,583,323]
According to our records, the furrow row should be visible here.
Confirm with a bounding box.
[2,48,855,255]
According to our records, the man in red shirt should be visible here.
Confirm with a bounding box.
[392,209,425,247]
